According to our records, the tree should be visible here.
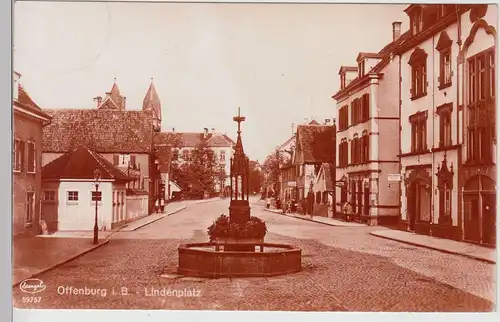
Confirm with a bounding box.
[171,140,219,194]
[261,151,286,197]
[248,161,264,195]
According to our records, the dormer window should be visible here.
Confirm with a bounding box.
[341,74,346,89]
[411,8,423,35]
[358,61,365,78]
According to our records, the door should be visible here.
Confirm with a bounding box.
[463,195,480,243]
[363,186,370,216]
[482,193,496,246]
[408,185,416,231]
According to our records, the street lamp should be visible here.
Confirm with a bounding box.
[93,168,102,245]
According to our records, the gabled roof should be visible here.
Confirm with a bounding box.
[42,108,153,153]
[293,125,335,164]
[99,80,125,110]
[356,52,382,62]
[338,66,358,75]
[42,146,132,181]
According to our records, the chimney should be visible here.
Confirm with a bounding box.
[211,128,216,134]
[172,127,175,133]
[123,96,126,109]
[324,119,331,125]
[392,21,402,42]
[203,128,208,138]
[93,96,102,107]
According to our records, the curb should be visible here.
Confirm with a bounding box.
[263,208,363,228]
[130,206,187,231]
[194,198,222,205]
[369,232,496,264]
[13,240,109,288]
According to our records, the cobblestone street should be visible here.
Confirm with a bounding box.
[13,198,495,311]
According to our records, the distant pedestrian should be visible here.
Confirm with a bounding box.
[343,202,353,222]
[266,197,271,209]
[155,199,160,214]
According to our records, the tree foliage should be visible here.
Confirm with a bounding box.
[261,151,287,194]
[248,161,264,194]
[171,140,219,193]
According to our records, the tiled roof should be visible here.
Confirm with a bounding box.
[294,125,335,164]
[42,146,132,181]
[42,108,153,153]
[157,132,235,148]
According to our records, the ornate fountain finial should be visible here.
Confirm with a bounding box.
[233,107,246,157]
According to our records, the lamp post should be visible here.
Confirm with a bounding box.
[93,169,102,245]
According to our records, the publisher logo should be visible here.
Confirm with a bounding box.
[20,278,46,294]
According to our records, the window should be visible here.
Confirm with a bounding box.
[340,74,346,89]
[361,132,369,163]
[67,191,79,201]
[172,149,179,161]
[338,105,348,130]
[467,48,495,164]
[13,139,24,172]
[338,139,349,167]
[130,155,136,167]
[182,150,190,161]
[437,103,453,148]
[411,9,422,35]
[438,182,452,224]
[409,112,428,153]
[436,31,453,89]
[91,191,102,202]
[43,190,55,201]
[27,141,35,173]
[408,48,428,99]
[350,98,363,125]
[361,94,370,122]
[351,135,361,164]
[220,151,226,162]
[26,192,34,224]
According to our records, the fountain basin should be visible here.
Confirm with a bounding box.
[178,242,302,277]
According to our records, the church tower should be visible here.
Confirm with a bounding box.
[94,78,127,110]
[142,79,162,132]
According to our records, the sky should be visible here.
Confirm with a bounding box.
[14,1,408,162]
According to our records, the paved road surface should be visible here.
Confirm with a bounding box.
[12,198,495,311]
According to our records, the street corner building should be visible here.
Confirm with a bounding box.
[332,4,497,245]
[41,146,135,231]
[12,71,52,236]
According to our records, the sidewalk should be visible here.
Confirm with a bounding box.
[370,230,496,264]
[12,236,108,286]
[119,204,188,232]
[264,208,366,227]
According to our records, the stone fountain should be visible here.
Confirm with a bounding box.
[177,108,302,277]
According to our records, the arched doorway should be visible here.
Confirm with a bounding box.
[407,179,432,231]
[463,175,496,246]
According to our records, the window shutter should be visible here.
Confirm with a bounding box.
[130,155,136,167]
[113,154,119,165]
[20,141,25,171]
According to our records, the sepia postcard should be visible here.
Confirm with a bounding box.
[10,0,498,316]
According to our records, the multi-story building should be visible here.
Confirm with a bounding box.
[168,128,235,194]
[332,21,408,225]
[277,134,296,202]
[395,4,496,245]
[13,72,52,236]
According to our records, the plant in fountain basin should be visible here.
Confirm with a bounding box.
[207,214,267,242]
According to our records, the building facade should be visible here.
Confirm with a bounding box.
[41,147,133,231]
[395,4,496,245]
[13,72,52,236]
[332,22,406,225]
